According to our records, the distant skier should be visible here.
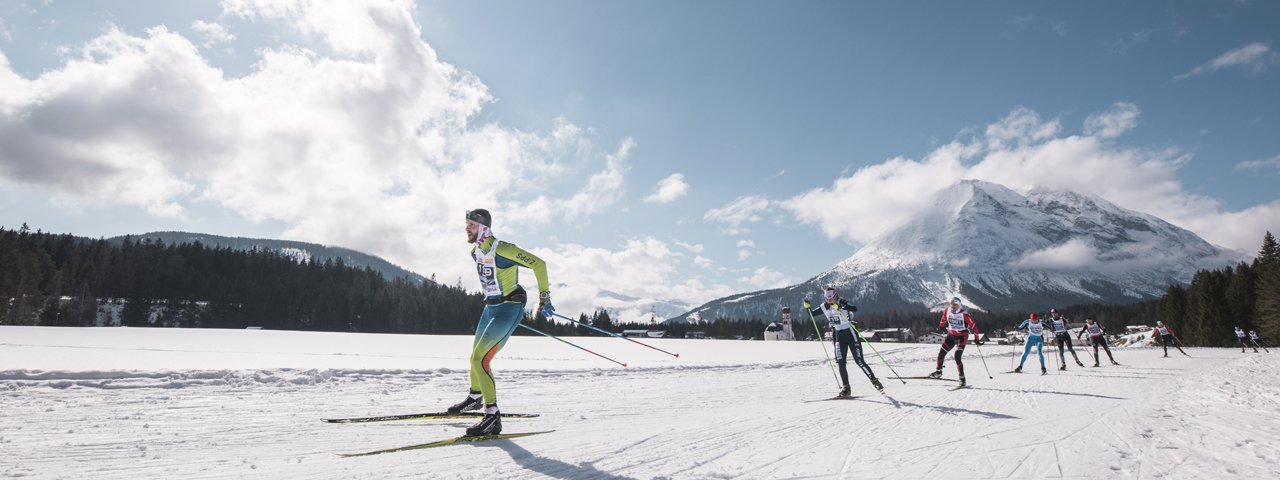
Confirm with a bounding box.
[1076,318,1118,366]
[1151,321,1188,357]
[803,287,883,396]
[1048,309,1085,369]
[927,297,982,387]
[447,209,554,436]
[1236,327,1258,353]
[1249,330,1271,353]
[1012,313,1048,375]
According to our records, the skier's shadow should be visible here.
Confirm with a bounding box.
[966,387,1126,400]
[866,397,1017,420]
[476,441,637,480]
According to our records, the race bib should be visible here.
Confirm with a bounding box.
[474,245,502,298]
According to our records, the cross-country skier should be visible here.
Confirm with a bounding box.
[803,287,883,396]
[1076,318,1118,366]
[1048,309,1085,369]
[1013,313,1048,374]
[1151,321,1188,357]
[1249,330,1271,352]
[927,297,982,387]
[1236,327,1258,353]
[447,209,553,436]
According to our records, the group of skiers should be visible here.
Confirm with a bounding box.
[448,208,1275,433]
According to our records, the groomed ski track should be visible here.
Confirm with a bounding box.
[2,327,1277,479]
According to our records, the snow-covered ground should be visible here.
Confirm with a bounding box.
[2,326,1277,479]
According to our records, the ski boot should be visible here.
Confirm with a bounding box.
[1059,365,1067,371]
[447,391,483,415]
[1041,367,1048,375]
[838,384,852,397]
[1076,361,1085,367]
[1111,360,1120,365]
[957,377,967,388]
[926,369,944,379]
[1092,362,1100,367]
[465,404,501,436]
[1013,366,1022,373]
[870,378,884,393]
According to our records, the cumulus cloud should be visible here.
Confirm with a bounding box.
[1176,42,1276,80]
[643,173,688,204]
[1234,154,1280,173]
[529,237,734,318]
[191,20,234,47]
[781,104,1279,254]
[736,239,755,261]
[693,256,712,268]
[675,241,704,253]
[0,0,632,293]
[1083,102,1140,138]
[1011,238,1100,270]
[704,195,771,234]
[742,266,790,289]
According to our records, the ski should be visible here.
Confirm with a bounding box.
[804,395,862,403]
[999,371,1021,374]
[339,430,555,457]
[899,376,959,382]
[323,412,540,424]
[949,385,970,391]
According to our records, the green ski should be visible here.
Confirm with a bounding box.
[324,412,539,423]
[340,430,556,457]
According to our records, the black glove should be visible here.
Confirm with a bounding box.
[837,299,857,312]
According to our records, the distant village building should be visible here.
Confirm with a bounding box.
[862,328,915,343]
[918,333,947,344]
[623,330,666,338]
[1125,325,1153,334]
[684,331,707,339]
[763,306,795,341]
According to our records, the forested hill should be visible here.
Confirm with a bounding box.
[0,225,502,334]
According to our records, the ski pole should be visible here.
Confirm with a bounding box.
[804,304,843,389]
[551,313,680,358]
[1170,331,1191,357]
[848,322,907,384]
[971,334,992,379]
[517,323,627,367]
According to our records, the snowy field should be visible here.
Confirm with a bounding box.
[2,326,1278,479]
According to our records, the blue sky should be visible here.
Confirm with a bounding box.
[1,0,1278,319]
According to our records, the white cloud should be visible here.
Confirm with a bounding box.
[528,237,734,318]
[735,239,755,261]
[742,266,790,289]
[0,0,632,292]
[643,173,688,204]
[1176,43,1276,80]
[0,17,12,42]
[1234,154,1280,173]
[693,256,712,268]
[675,241,704,253]
[1010,238,1100,270]
[191,20,234,48]
[1083,102,1140,138]
[781,103,1280,254]
[704,195,771,234]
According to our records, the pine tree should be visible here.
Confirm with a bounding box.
[1256,232,1280,342]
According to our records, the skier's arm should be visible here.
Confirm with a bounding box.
[964,312,978,335]
[1016,319,1029,330]
[496,242,550,295]
[938,311,948,330]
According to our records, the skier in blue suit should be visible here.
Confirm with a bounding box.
[1013,313,1048,374]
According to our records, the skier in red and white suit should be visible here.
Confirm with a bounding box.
[927,297,981,387]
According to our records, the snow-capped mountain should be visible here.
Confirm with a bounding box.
[595,290,694,323]
[671,180,1239,322]
[108,232,431,284]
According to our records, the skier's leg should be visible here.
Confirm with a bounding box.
[469,305,498,393]
[1018,339,1033,368]
[954,334,968,379]
[936,337,955,370]
[1035,337,1046,369]
[850,334,877,381]
[1100,338,1115,362]
[834,331,851,387]
[469,302,524,405]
